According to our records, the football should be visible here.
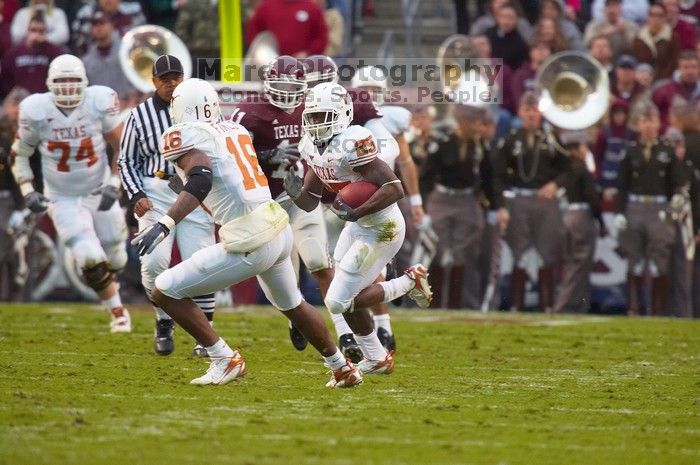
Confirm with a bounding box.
[335,181,379,209]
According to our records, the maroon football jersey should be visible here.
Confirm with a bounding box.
[230,92,305,198]
[347,87,382,126]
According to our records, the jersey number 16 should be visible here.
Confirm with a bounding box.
[226,134,268,191]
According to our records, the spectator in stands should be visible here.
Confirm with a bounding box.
[470,33,515,115]
[635,62,655,90]
[662,0,697,50]
[610,54,645,105]
[484,4,529,71]
[10,1,68,46]
[174,0,220,79]
[540,0,585,51]
[584,0,638,59]
[245,0,328,59]
[81,10,133,103]
[141,0,179,30]
[632,3,681,80]
[313,0,343,57]
[0,0,12,58]
[589,35,614,74]
[470,0,532,39]
[72,0,146,55]
[652,51,700,130]
[679,0,699,28]
[531,17,571,54]
[593,98,634,206]
[590,0,648,25]
[2,0,18,22]
[512,40,552,106]
[0,12,63,98]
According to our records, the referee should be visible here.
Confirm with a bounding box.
[118,55,216,356]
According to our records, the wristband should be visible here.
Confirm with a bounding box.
[409,194,422,207]
[19,181,35,196]
[108,174,121,189]
[159,215,176,231]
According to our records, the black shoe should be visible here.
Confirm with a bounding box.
[376,327,396,352]
[191,343,209,358]
[386,259,404,306]
[339,333,363,364]
[154,319,175,356]
[289,324,308,351]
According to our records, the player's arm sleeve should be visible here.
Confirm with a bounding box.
[118,111,146,201]
[10,103,41,191]
[344,127,379,168]
[94,86,122,133]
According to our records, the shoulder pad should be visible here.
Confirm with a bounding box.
[337,125,377,167]
[87,86,119,113]
[19,93,50,121]
[162,122,214,161]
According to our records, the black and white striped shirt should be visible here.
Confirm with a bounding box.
[118,94,175,202]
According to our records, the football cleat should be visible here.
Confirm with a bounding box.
[338,333,363,364]
[405,264,433,308]
[110,307,131,333]
[154,319,175,355]
[289,323,308,351]
[358,351,394,375]
[190,352,246,385]
[191,343,209,358]
[326,360,363,388]
[376,327,396,352]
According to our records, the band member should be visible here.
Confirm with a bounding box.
[421,103,488,309]
[492,92,570,313]
[615,101,688,316]
[554,131,603,313]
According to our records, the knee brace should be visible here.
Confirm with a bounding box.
[324,296,352,315]
[83,261,113,292]
[106,243,128,272]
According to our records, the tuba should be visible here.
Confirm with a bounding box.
[436,34,476,96]
[119,25,192,93]
[243,31,279,81]
[535,51,610,130]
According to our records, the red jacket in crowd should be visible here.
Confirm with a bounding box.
[0,41,64,97]
[652,77,700,130]
[245,0,328,58]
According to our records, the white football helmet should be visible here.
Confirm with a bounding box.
[170,78,221,124]
[302,82,353,143]
[46,54,88,108]
[351,65,388,105]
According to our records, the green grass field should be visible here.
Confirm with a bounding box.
[0,304,698,465]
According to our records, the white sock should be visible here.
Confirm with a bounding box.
[205,338,235,359]
[330,312,353,337]
[373,314,392,335]
[101,293,122,311]
[323,348,347,370]
[379,275,414,303]
[356,330,388,360]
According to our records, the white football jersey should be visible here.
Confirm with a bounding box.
[17,86,121,197]
[162,120,272,226]
[300,125,401,227]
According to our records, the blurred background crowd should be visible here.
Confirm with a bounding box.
[0,0,698,317]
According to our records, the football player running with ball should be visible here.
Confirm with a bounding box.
[285,82,433,375]
[11,54,131,333]
[131,78,362,388]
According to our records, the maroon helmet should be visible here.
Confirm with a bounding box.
[302,55,339,88]
[263,55,308,109]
